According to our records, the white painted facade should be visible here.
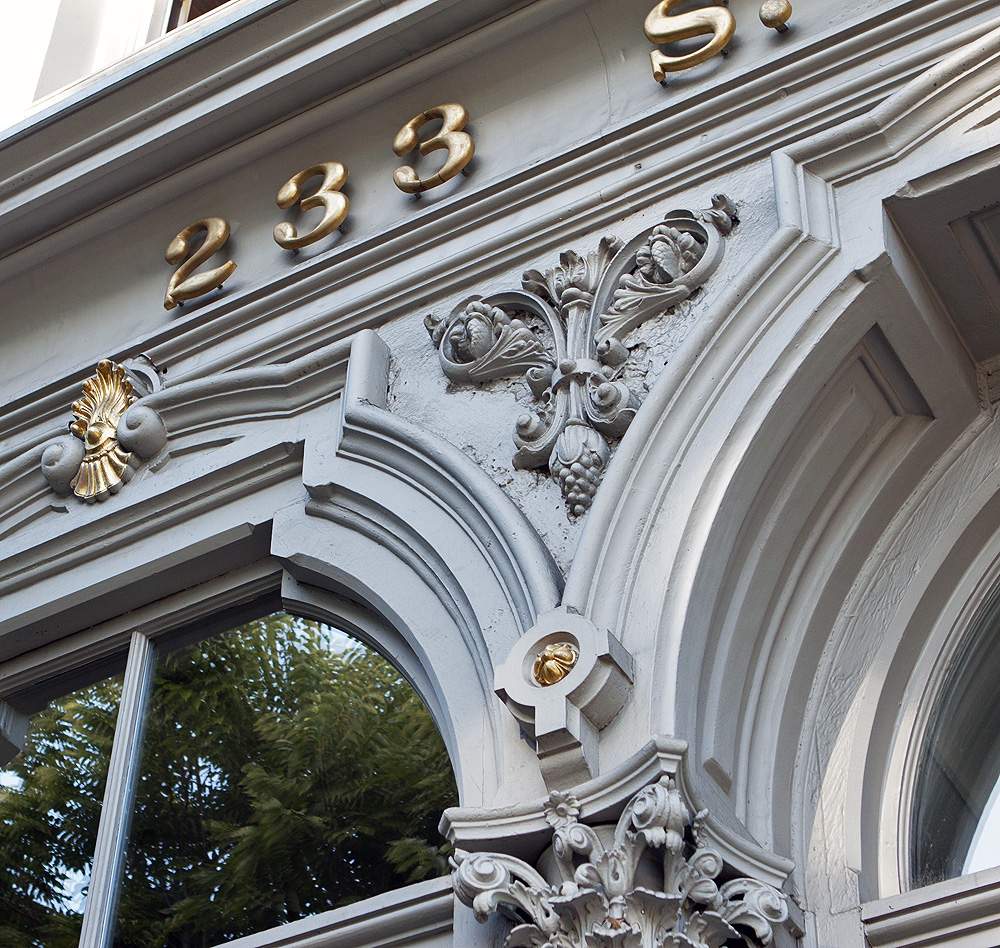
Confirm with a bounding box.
[3,1,1000,945]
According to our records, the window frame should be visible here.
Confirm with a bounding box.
[2,562,462,948]
[0,562,283,948]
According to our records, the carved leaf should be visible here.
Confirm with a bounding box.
[423,197,736,519]
[451,784,787,948]
[523,237,624,315]
[426,302,553,384]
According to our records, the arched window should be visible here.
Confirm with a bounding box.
[911,589,1000,887]
[0,612,457,947]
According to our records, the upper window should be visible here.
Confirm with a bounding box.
[0,0,239,131]
[0,612,457,947]
[166,0,234,32]
[911,590,1000,886]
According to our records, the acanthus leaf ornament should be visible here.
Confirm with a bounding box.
[451,777,789,948]
[425,196,737,518]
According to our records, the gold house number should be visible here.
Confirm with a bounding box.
[645,1,792,82]
[273,161,350,250]
[392,103,475,194]
[164,103,476,307]
[163,217,237,310]
[644,0,736,81]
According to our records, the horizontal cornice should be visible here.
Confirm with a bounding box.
[2,2,997,463]
[0,0,542,260]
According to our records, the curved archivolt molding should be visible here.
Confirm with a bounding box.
[0,330,563,810]
[271,330,564,806]
[558,17,1000,907]
[844,422,1000,898]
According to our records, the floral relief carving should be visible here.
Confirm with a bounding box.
[425,196,737,517]
[451,776,788,948]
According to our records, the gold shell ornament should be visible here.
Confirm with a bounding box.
[69,361,138,502]
[533,643,580,686]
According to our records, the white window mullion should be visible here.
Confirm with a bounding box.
[78,631,158,948]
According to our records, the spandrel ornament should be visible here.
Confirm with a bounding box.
[452,777,789,948]
[425,195,737,518]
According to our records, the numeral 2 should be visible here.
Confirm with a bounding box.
[164,217,237,310]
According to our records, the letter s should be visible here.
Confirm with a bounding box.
[644,0,736,82]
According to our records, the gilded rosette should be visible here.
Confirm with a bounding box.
[69,361,137,502]
[533,642,580,685]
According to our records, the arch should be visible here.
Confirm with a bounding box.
[273,330,563,805]
[0,330,563,811]
[559,17,1000,915]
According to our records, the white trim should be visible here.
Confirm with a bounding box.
[863,866,1000,948]
[221,876,454,948]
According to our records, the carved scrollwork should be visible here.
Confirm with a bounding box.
[451,777,788,948]
[425,196,737,517]
[424,301,552,384]
[41,360,167,503]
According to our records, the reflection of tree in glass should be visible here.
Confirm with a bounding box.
[0,677,119,948]
[0,615,458,948]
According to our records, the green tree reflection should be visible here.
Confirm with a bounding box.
[0,615,458,948]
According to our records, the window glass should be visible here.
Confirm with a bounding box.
[167,0,234,32]
[966,776,1000,873]
[912,592,1000,886]
[0,673,122,948]
[112,613,457,945]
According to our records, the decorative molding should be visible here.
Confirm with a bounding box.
[552,15,1000,910]
[442,736,795,892]
[494,608,634,789]
[40,360,167,503]
[451,763,789,948]
[272,329,565,803]
[863,866,1000,948]
[3,5,995,456]
[425,197,736,517]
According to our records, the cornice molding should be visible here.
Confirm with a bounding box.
[0,0,541,260]
[2,5,997,460]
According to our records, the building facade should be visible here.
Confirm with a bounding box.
[2,0,1000,946]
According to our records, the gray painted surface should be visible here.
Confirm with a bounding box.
[4,1,1000,946]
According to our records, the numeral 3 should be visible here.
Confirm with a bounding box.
[274,162,350,250]
[392,103,474,194]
